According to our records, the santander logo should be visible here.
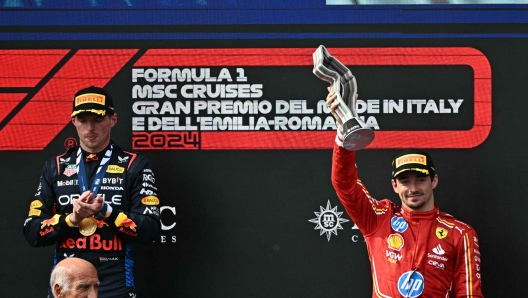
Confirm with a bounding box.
[433,244,445,255]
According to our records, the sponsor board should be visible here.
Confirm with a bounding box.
[0,47,491,151]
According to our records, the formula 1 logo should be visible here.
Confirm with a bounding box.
[0,49,138,150]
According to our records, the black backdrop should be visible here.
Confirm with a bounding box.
[2,6,528,297]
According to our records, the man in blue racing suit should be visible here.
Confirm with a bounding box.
[23,86,161,297]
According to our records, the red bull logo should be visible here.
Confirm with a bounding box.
[119,227,138,237]
[40,227,54,236]
[120,218,137,232]
[40,214,61,229]
[96,219,109,228]
[59,234,122,251]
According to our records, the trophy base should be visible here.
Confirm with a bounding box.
[341,118,375,151]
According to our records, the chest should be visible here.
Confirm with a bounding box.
[55,157,129,211]
[373,215,459,273]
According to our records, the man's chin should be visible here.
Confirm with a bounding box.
[81,141,101,150]
[406,201,425,210]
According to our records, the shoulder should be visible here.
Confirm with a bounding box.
[111,143,153,172]
[43,147,77,176]
[372,198,400,215]
[438,211,477,238]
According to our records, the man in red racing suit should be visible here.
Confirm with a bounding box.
[327,91,483,297]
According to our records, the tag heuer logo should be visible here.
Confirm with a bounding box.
[63,165,77,177]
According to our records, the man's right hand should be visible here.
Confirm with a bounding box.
[69,190,104,226]
[325,86,360,132]
[326,88,342,126]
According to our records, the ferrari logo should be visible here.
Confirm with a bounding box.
[436,227,448,239]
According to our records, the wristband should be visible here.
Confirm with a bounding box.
[65,214,77,227]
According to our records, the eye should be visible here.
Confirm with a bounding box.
[78,284,90,290]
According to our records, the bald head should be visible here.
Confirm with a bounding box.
[51,258,99,298]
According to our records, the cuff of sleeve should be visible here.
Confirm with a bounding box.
[64,214,77,228]
[103,204,112,219]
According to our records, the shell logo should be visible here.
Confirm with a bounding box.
[387,234,404,251]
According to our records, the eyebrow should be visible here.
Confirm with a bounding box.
[77,281,100,288]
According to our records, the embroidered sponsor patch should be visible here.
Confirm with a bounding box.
[398,271,424,297]
[436,227,448,239]
[107,165,125,173]
[391,216,408,233]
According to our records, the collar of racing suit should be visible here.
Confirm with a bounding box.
[400,203,440,221]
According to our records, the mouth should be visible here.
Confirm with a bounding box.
[85,135,98,141]
[406,194,424,201]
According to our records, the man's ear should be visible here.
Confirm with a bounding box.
[391,179,398,193]
[53,283,62,297]
[110,113,118,127]
[431,174,439,189]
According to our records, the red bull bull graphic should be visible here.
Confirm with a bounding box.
[40,214,61,229]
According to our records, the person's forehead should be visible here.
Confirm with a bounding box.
[72,275,99,284]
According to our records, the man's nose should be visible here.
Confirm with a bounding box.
[86,121,96,130]
[407,182,418,192]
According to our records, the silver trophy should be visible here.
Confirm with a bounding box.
[313,45,374,151]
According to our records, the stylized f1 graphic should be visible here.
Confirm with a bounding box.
[0,47,491,150]
[0,49,139,150]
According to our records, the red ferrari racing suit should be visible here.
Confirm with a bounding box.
[332,144,483,297]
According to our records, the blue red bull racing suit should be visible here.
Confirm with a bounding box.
[332,140,483,297]
[23,142,160,297]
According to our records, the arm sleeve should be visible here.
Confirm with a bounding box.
[453,229,484,297]
[23,161,72,247]
[105,156,161,244]
[331,142,390,235]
